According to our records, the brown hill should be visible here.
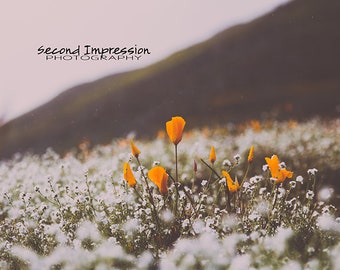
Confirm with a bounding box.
[0,0,339,159]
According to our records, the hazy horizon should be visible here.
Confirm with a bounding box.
[0,0,290,122]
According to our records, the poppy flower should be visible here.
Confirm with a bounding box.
[265,155,293,184]
[248,145,254,163]
[123,162,137,188]
[166,116,186,145]
[148,166,169,195]
[209,146,216,164]
[130,140,141,158]
[222,170,240,193]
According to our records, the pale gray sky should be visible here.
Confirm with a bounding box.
[0,0,290,121]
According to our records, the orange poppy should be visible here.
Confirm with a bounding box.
[130,140,141,158]
[148,166,169,195]
[265,155,293,184]
[123,162,137,188]
[248,145,254,163]
[209,146,216,164]
[222,170,240,193]
[166,116,186,145]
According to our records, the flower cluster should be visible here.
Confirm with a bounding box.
[0,117,338,269]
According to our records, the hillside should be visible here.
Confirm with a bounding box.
[0,0,340,159]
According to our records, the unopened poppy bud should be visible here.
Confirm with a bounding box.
[130,140,141,158]
[209,146,216,164]
[248,145,254,163]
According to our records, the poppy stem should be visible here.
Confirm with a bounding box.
[168,172,197,217]
[207,169,213,189]
[265,184,279,233]
[84,173,97,219]
[174,144,179,217]
[136,157,161,234]
[239,163,251,213]
[200,158,221,180]
[136,158,152,193]
[133,186,144,202]
[175,145,178,183]
[167,171,180,217]
[240,163,250,188]
[200,158,231,211]
[271,185,279,212]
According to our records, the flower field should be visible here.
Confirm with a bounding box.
[0,117,339,269]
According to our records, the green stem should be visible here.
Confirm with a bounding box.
[271,184,278,211]
[133,186,144,202]
[200,158,231,211]
[136,158,151,194]
[207,170,213,190]
[240,164,250,188]
[168,172,197,217]
[266,185,279,232]
[136,157,160,232]
[173,145,180,217]
[85,174,96,218]
[175,145,178,183]
[238,164,250,214]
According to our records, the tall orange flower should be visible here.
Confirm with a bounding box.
[148,166,169,195]
[265,155,293,184]
[130,140,141,158]
[209,146,216,164]
[248,145,254,163]
[222,170,240,193]
[123,162,137,188]
[166,116,186,145]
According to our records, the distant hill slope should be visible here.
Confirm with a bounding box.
[1,0,339,159]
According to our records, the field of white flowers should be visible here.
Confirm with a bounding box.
[0,117,339,270]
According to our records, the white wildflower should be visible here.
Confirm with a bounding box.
[182,219,190,228]
[317,214,340,232]
[223,159,232,167]
[259,187,267,195]
[289,181,296,188]
[279,162,286,169]
[137,251,154,269]
[281,260,302,270]
[152,160,160,166]
[233,154,241,163]
[317,187,334,202]
[307,168,318,175]
[262,227,293,255]
[193,220,205,234]
[221,214,237,229]
[219,178,226,185]
[161,209,174,223]
[76,221,101,241]
[123,218,139,233]
[229,254,251,270]
[306,190,314,200]
[296,175,304,183]
[250,231,260,241]
[277,187,286,198]
[270,177,277,183]
[201,180,208,187]
[257,200,270,216]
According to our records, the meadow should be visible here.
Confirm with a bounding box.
[0,117,339,269]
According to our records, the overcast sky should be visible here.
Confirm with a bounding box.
[0,0,290,122]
